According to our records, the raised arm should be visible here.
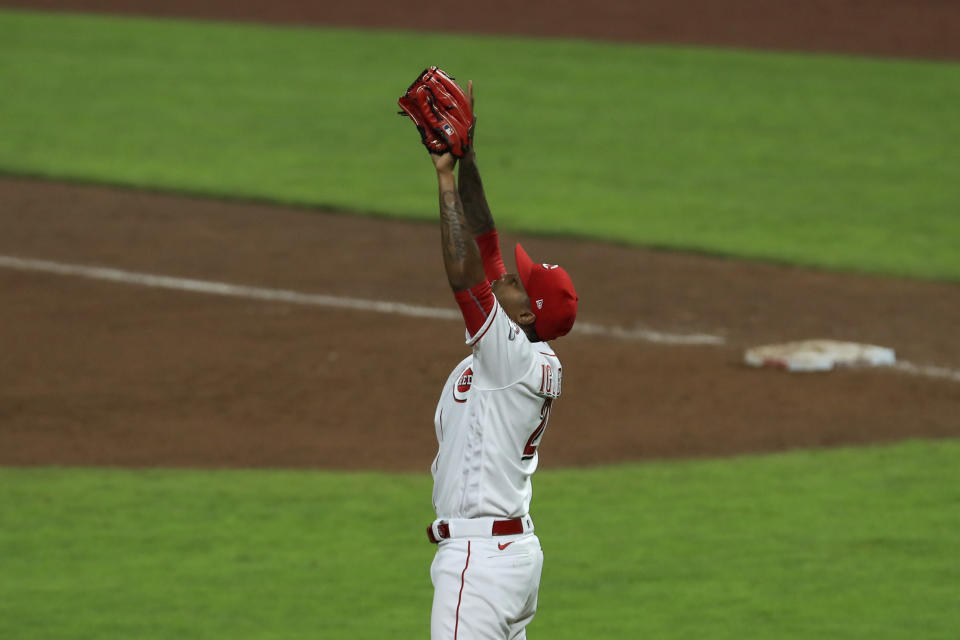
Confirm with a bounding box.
[457,81,506,282]
[432,153,486,292]
[458,148,495,237]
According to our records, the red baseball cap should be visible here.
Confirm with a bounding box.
[515,243,578,341]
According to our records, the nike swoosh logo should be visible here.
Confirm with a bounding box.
[498,541,515,551]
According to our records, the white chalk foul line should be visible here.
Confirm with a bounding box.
[893,361,960,383]
[0,255,723,345]
[0,254,461,319]
[4,255,960,381]
[573,321,724,345]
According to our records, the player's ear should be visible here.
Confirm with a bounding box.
[517,309,536,327]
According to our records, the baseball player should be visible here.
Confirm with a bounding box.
[404,73,579,639]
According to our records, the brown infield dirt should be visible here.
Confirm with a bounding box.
[1,2,959,471]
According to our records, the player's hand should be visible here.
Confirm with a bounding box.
[431,151,457,174]
[398,67,472,157]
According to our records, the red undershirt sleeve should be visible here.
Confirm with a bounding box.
[453,280,496,337]
[475,230,507,283]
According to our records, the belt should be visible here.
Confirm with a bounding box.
[427,515,534,544]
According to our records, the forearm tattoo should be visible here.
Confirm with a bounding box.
[440,189,467,261]
[458,159,496,236]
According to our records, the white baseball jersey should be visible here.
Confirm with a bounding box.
[431,298,563,520]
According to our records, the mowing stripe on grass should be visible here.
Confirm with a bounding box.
[1,11,959,280]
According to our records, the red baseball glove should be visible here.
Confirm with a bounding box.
[398,66,473,157]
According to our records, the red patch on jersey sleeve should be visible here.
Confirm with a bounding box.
[453,367,473,403]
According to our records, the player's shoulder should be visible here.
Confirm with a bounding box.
[533,344,562,368]
[529,344,563,399]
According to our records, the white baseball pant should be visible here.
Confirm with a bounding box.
[430,533,544,639]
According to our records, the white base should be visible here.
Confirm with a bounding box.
[744,339,896,373]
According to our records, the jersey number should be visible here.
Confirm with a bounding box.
[522,398,553,461]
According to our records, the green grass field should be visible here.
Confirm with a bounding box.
[2,10,958,639]
[1,10,959,279]
[2,440,958,639]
